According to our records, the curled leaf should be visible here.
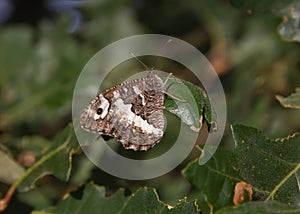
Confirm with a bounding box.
[276,88,300,109]
[164,78,216,133]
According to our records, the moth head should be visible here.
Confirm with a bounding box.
[80,94,110,132]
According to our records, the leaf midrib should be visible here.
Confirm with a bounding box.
[266,163,300,201]
[244,140,300,201]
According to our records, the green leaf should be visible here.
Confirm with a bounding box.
[46,183,128,214]
[120,187,198,214]
[0,150,24,185]
[276,88,300,109]
[216,200,300,214]
[231,124,300,206]
[17,124,79,190]
[182,146,241,212]
[40,184,198,214]
[229,0,295,13]
[230,0,300,42]
[164,79,216,132]
[0,24,90,129]
[120,188,166,213]
[166,200,198,214]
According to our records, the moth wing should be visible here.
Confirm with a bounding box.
[80,71,166,151]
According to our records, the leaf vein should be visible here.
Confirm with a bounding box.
[266,163,300,201]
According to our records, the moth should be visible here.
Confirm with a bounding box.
[80,70,170,151]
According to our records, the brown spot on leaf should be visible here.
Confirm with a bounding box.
[233,181,253,205]
[17,151,36,167]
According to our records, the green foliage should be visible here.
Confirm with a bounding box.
[17,125,79,191]
[165,79,216,131]
[25,124,300,213]
[183,147,241,211]
[0,24,91,131]
[181,125,300,213]
[45,184,128,214]
[42,183,197,214]
[230,0,300,42]
[0,150,24,185]
[231,124,300,206]
[216,201,300,214]
[1,0,300,213]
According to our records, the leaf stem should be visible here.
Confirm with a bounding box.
[0,128,72,211]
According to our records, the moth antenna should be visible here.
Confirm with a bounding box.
[129,52,151,71]
[151,39,173,68]
[163,72,173,86]
[129,39,173,71]
[163,72,183,90]
[165,72,184,89]
[162,72,187,102]
[162,73,186,102]
[163,39,172,48]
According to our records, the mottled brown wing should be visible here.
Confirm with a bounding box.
[80,71,165,151]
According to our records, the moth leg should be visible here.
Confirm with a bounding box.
[162,72,173,86]
[162,73,186,102]
[164,91,186,102]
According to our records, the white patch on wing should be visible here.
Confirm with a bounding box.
[133,86,142,94]
[94,113,101,120]
[114,98,163,136]
[128,144,138,151]
[113,90,120,99]
[139,94,146,105]
[99,95,110,119]
[86,106,94,116]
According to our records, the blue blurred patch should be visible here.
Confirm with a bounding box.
[0,0,13,24]
[0,0,85,33]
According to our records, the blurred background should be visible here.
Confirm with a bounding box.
[0,0,299,213]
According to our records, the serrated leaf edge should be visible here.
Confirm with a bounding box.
[231,124,300,203]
